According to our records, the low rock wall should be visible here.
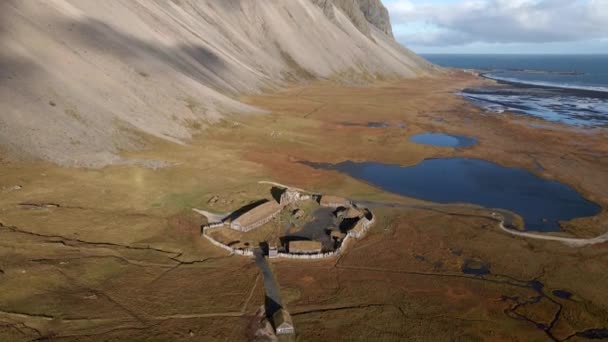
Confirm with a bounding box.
[199,199,375,260]
[277,252,336,259]
[349,216,375,239]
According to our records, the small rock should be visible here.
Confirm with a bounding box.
[292,209,304,219]
[18,203,60,210]
[84,294,98,300]
[280,189,305,205]
[207,196,219,204]
[2,185,22,193]
[188,330,195,337]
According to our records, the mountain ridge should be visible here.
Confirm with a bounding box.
[0,0,436,167]
[313,0,394,37]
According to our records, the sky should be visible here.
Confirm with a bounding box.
[384,0,608,54]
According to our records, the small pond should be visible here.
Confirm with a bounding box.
[339,122,389,128]
[576,329,608,339]
[367,122,390,128]
[462,259,491,276]
[410,132,477,148]
[303,158,601,231]
[552,290,573,300]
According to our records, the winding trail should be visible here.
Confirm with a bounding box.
[352,200,608,247]
[497,219,608,247]
[258,181,320,195]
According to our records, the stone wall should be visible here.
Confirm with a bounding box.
[199,191,375,260]
[277,252,337,259]
[202,225,255,256]
[348,216,375,239]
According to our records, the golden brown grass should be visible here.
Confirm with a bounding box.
[1,72,607,340]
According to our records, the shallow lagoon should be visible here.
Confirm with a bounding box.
[305,158,601,231]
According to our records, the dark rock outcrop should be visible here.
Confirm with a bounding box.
[312,0,394,38]
[356,0,394,37]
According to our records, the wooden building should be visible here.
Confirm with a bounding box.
[319,195,351,208]
[230,201,282,232]
[289,240,322,254]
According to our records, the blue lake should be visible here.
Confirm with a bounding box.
[304,158,601,232]
[410,133,477,148]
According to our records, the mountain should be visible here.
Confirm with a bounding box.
[0,0,436,167]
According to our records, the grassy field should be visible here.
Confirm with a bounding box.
[1,72,607,340]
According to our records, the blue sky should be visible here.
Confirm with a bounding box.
[384,0,608,54]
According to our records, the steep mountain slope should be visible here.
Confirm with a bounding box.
[0,0,436,167]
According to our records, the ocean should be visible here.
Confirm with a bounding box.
[422,54,608,127]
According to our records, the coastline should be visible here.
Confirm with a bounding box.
[478,72,608,97]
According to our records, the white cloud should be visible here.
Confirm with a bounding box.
[386,0,608,46]
[591,0,608,22]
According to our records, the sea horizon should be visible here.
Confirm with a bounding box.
[423,54,608,127]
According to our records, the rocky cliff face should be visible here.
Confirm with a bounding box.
[312,0,394,37]
[0,0,435,167]
[357,0,394,37]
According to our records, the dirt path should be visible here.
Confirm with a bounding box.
[498,220,608,247]
[258,181,319,195]
[353,200,608,247]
